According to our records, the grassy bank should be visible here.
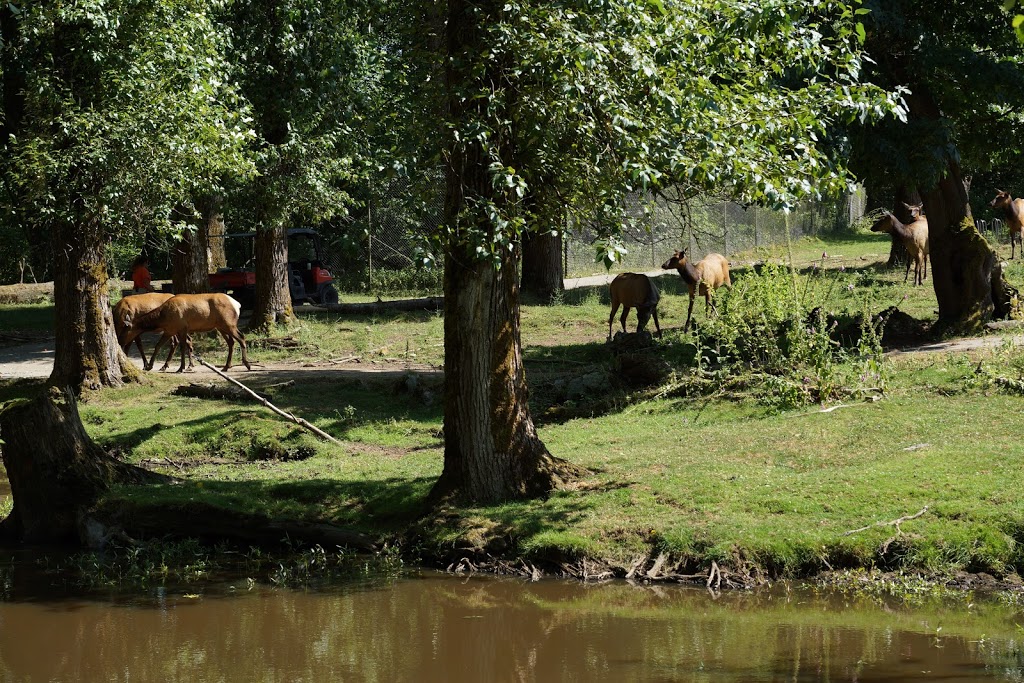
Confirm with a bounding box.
[2,230,1024,585]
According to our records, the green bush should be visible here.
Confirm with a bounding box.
[691,263,887,410]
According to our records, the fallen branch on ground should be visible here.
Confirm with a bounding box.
[194,357,342,445]
[843,505,930,536]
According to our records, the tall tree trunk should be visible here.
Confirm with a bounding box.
[171,206,211,294]
[431,0,577,504]
[918,164,996,330]
[249,219,293,330]
[521,229,564,300]
[201,194,227,272]
[901,83,999,330]
[435,245,574,503]
[0,388,162,545]
[49,213,138,390]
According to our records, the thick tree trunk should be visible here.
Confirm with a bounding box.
[434,247,575,503]
[200,195,227,272]
[521,229,564,300]
[49,214,138,390]
[919,165,996,330]
[0,388,162,544]
[431,0,577,504]
[249,220,293,330]
[171,206,211,295]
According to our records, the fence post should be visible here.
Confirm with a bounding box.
[753,206,759,248]
[367,198,373,291]
[722,202,729,256]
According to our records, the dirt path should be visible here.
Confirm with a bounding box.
[2,329,1022,381]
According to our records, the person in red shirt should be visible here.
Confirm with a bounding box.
[131,255,154,293]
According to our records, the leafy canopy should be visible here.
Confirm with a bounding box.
[395,0,902,267]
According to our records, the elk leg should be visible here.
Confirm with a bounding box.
[903,257,912,283]
[607,303,620,340]
[620,306,631,334]
[235,331,251,370]
[149,332,175,371]
[651,306,662,338]
[223,335,235,371]
[684,294,696,332]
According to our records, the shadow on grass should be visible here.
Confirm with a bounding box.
[0,303,55,333]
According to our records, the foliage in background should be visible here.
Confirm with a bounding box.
[3,0,253,250]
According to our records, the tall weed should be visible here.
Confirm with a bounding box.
[693,263,887,410]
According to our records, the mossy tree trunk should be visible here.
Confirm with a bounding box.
[249,218,293,330]
[171,205,211,295]
[0,388,161,544]
[49,212,139,390]
[430,0,578,504]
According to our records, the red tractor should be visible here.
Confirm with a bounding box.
[208,228,340,309]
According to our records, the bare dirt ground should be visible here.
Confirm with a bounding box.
[1,274,1021,380]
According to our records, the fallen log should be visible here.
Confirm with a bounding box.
[194,357,342,445]
[319,296,443,314]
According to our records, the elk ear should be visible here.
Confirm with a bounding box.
[998,189,1007,195]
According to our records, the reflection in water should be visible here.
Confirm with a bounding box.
[0,574,1022,682]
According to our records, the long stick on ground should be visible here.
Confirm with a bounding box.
[195,357,342,445]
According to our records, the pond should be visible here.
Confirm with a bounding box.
[0,565,1021,682]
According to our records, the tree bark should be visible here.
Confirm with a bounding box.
[49,213,139,390]
[0,388,162,545]
[200,194,227,272]
[919,165,996,330]
[430,0,578,504]
[521,229,564,300]
[249,219,293,330]
[171,205,211,295]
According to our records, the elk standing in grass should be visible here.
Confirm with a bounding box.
[607,273,661,340]
[661,249,731,331]
[990,190,1024,259]
[122,293,251,372]
[870,208,929,285]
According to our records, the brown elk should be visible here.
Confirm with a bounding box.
[661,249,731,331]
[990,190,1024,259]
[607,273,661,340]
[870,208,929,285]
[122,293,251,372]
[113,292,177,362]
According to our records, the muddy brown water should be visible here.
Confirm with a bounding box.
[0,568,1021,682]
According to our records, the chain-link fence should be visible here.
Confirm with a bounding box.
[349,183,870,289]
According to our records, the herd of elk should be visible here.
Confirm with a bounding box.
[118,292,250,372]
[605,248,732,339]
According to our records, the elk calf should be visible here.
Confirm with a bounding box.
[990,190,1024,259]
[870,209,929,285]
[661,250,731,331]
[607,273,661,340]
[122,293,251,372]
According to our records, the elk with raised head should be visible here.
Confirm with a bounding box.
[607,273,661,341]
[661,249,731,331]
[870,207,929,285]
[121,293,251,372]
[990,190,1024,259]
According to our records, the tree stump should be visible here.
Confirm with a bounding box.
[0,387,163,545]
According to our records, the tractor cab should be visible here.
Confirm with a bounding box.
[208,228,339,309]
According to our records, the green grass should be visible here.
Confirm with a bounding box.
[3,231,1024,580]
